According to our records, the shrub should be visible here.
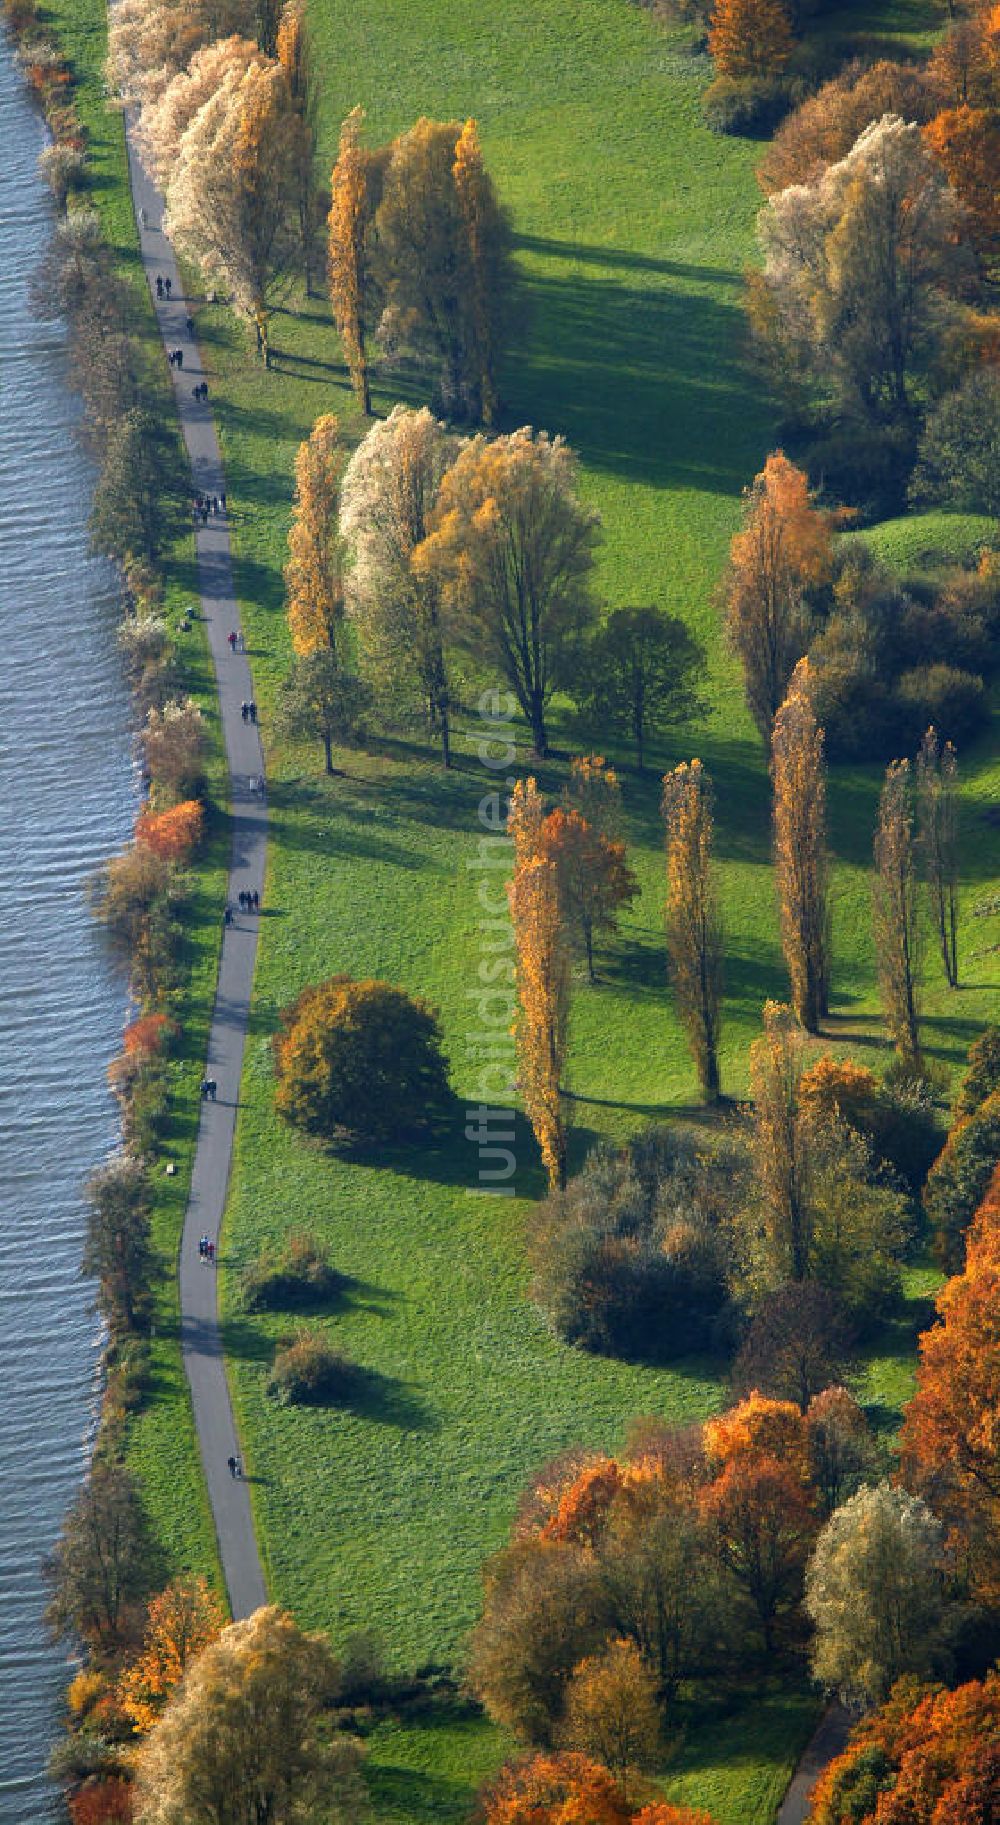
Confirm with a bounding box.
[702,74,795,136]
[135,799,203,863]
[528,1129,740,1360]
[273,976,452,1145]
[139,699,206,800]
[732,1282,854,1411]
[39,140,86,209]
[957,1025,1000,1117]
[925,1087,1000,1271]
[798,1055,943,1189]
[266,1331,356,1405]
[241,1231,342,1312]
[894,663,988,747]
[66,1670,109,1720]
[912,370,1000,516]
[69,1781,134,1825]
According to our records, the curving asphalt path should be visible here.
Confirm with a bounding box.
[124,124,268,1619]
[776,1702,853,1825]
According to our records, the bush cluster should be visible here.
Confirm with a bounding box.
[241,1231,342,1312]
[267,1331,356,1406]
[528,1129,741,1360]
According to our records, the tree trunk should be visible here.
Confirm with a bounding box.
[584,920,595,984]
[440,706,452,770]
[323,732,334,775]
[529,694,548,759]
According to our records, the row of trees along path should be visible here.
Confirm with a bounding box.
[125,119,267,1620]
[123,82,858,1821]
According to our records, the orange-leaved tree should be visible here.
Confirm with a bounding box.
[807,1671,1000,1825]
[118,1575,225,1733]
[901,1164,1000,1603]
[771,659,829,1033]
[662,760,723,1103]
[285,413,346,656]
[724,453,833,742]
[539,807,638,985]
[453,118,500,426]
[562,1639,661,1803]
[704,1392,812,1488]
[701,1453,815,1653]
[328,107,375,413]
[925,103,1000,263]
[478,1751,631,1825]
[508,851,570,1191]
[708,0,794,77]
[135,798,204,863]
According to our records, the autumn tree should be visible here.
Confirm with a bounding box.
[540,809,638,984]
[140,698,206,799]
[91,406,178,565]
[916,726,959,988]
[704,1391,812,1487]
[732,1282,853,1413]
[808,1672,1000,1825]
[748,1002,812,1284]
[106,0,255,112]
[83,1154,155,1338]
[805,1483,949,1707]
[119,1576,225,1734]
[274,976,452,1145]
[561,1639,660,1801]
[453,119,501,425]
[44,1462,150,1648]
[756,115,973,425]
[164,55,301,348]
[661,761,723,1102]
[136,34,264,187]
[275,0,319,289]
[957,1024,1000,1117]
[758,59,943,195]
[417,427,599,757]
[340,405,461,762]
[470,1540,611,1743]
[724,453,833,741]
[872,759,922,1068]
[328,106,376,412]
[573,607,707,771]
[708,0,794,78]
[771,661,829,1033]
[508,853,571,1190]
[285,414,345,655]
[925,104,1000,264]
[478,1752,631,1825]
[807,1385,880,1517]
[133,1607,365,1825]
[701,1454,815,1652]
[276,652,370,775]
[373,116,510,420]
[924,1086,1000,1272]
[902,1166,1000,1601]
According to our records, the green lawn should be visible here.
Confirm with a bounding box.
[39,0,999,1812]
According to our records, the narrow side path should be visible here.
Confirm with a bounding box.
[776,1702,852,1825]
[125,124,268,1620]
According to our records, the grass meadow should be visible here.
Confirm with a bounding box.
[39,0,999,1813]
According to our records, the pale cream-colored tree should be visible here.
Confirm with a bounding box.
[137,34,265,187]
[340,405,461,763]
[164,56,300,346]
[107,0,254,112]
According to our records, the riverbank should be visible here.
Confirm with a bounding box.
[30,0,1000,1818]
[0,40,135,1814]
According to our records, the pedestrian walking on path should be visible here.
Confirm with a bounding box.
[127,111,268,1621]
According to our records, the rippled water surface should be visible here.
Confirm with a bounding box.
[0,37,138,1821]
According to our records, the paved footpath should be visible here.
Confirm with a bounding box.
[776,1702,853,1825]
[125,124,268,1619]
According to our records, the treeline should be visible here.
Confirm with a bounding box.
[468,1067,1000,1823]
[108,0,512,407]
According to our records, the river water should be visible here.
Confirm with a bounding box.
[0,37,138,1822]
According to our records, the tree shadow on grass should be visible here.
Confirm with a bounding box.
[366,1761,479,1825]
[513,231,747,287]
[506,266,775,494]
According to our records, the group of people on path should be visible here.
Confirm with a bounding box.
[226,1454,244,1479]
[241,700,258,723]
[198,1234,216,1263]
[200,1077,218,1101]
[227,628,244,653]
[191,381,210,403]
[155,273,172,298]
[237,889,260,912]
[194,492,225,524]
[168,346,185,368]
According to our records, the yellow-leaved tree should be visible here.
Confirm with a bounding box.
[328,106,376,412]
[118,1575,224,1734]
[285,413,345,656]
[508,783,571,1190]
[661,759,723,1102]
[771,659,829,1034]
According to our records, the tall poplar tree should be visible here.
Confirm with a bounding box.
[328,106,374,413]
[872,759,922,1067]
[661,759,723,1102]
[916,726,960,988]
[508,851,571,1191]
[772,660,829,1033]
[284,413,345,656]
